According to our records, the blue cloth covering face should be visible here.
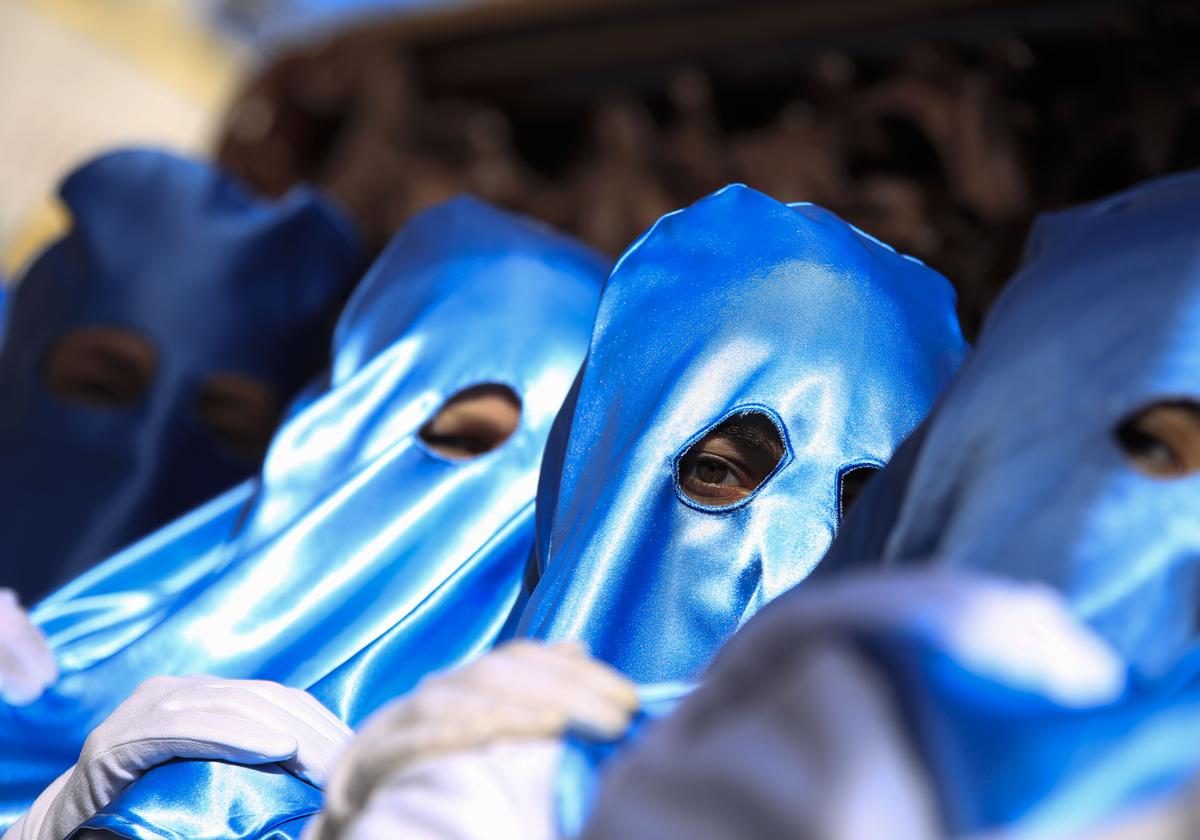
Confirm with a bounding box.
[0,197,605,832]
[849,170,1200,676]
[515,184,967,684]
[545,184,967,835]
[0,149,361,602]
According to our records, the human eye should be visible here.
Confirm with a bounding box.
[1114,399,1200,479]
[677,412,785,506]
[419,384,521,460]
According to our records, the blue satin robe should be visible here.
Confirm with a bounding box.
[0,197,604,834]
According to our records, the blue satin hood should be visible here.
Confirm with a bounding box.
[515,184,967,684]
[0,196,605,829]
[0,149,361,601]
[847,170,1200,675]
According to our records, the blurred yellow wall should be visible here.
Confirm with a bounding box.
[0,0,244,277]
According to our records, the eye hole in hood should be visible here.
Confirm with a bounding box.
[838,464,880,522]
[196,373,280,461]
[676,409,787,509]
[1115,399,1200,479]
[419,382,522,460]
[43,326,158,409]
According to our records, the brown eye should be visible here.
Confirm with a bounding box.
[678,412,786,507]
[197,374,280,460]
[419,384,521,460]
[43,326,157,407]
[694,456,734,486]
[1114,400,1200,479]
[838,466,879,522]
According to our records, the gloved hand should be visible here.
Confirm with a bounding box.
[342,739,566,840]
[0,588,57,705]
[4,675,352,840]
[306,640,639,840]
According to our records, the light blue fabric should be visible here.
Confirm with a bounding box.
[852,633,1200,837]
[556,683,692,838]
[0,149,361,602]
[841,170,1200,836]
[515,184,967,684]
[35,480,257,676]
[0,196,605,833]
[866,170,1200,675]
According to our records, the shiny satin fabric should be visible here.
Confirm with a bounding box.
[34,380,325,676]
[829,169,1200,675]
[851,632,1200,837]
[34,481,257,674]
[514,183,967,684]
[0,149,361,602]
[0,197,605,833]
[556,683,691,838]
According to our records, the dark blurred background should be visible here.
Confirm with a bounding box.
[2,0,1195,339]
[214,0,1200,339]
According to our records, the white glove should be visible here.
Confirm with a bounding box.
[306,640,639,840]
[578,640,943,840]
[343,740,564,840]
[0,588,56,705]
[773,570,1125,707]
[4,675,352,840]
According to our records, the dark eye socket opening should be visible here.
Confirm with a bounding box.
[196,373,281,461]
[43,327,158,408]
[838,466,879,523]
[1114,399,1200,480]
[419,383,522,460]
[677,411,787,508]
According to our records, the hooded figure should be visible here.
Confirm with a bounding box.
[580,170,1200,840]
[0,149,361,602]
[513,183,967,684]
[814,167,1200,674]
[0,197,605,833]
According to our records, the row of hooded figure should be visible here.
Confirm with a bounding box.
[0,147,1197,839]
